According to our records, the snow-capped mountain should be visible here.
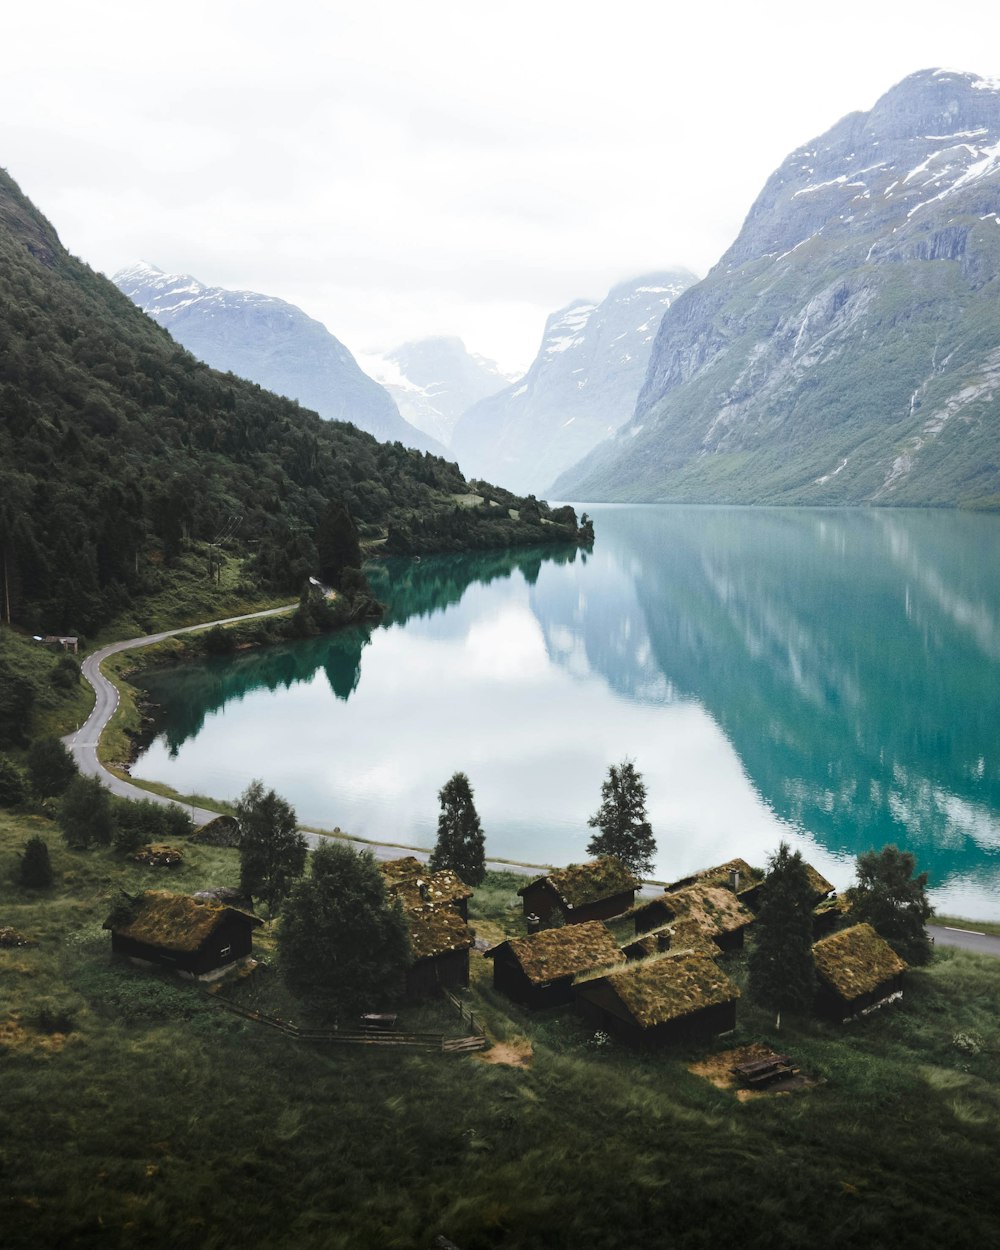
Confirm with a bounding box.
[555,70,1000,506]
[359,336,513,446]
[113,262,442,454]
[449,271,696,496]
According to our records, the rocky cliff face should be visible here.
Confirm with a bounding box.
[554,70,1000,507]
[450,271,696,496]
[114,262,442,453]
[360,336,513,445]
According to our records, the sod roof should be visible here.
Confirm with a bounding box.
[405,903,474,961]
[576,952,740,1028]
[380,858,473,910]
[671,858,762,896]
[802,863,835,900]
[489,920,625,984]
[633,883,754,939]
[103,891,262,952]
[625,918,719,959]
[518,857,640,910]
[812,923,907,1000]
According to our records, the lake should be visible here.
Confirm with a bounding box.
[132,505,1000,920]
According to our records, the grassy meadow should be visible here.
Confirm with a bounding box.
[3,823,1000,1250]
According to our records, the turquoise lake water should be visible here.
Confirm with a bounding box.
[132,505,1000,920]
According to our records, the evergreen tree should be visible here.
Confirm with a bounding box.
[586,759,656,878]
[278,841,411,1014]
[316,500,363,589]
[748,841,817,1016]
[27,735,77,797]
[847,844,934,965]
[19,835,53,889]
[59,774,114,848]
[236,779,307,914]
[430,772,486,886]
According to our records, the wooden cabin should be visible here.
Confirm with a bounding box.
[622,916,718,961]
[575,951,740,1046]
[812,923,907,1023]
[517,857,640,926]
[631,883,755,952]
[812,892,852,938]
[486,920,625,1010]
[403,902,475,999]
[104,891,262,980]
[664,858,765,909]
[380,856,473,920]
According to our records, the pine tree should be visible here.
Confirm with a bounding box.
[747,841,817,1017]
[19,835,53,888]
[430,772,486,886]
[236,779,307,915]
[847,844,933,965]
[586,759,656,878]
[278,841,411,1014]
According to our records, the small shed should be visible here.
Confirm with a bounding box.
[380,857,474,920]
[486,920,625,1010]
[812,892,851,938]
[631,883,755,952]
[517,857,640,926]
[104,891,262,980]
[812,922,907,1022]
[575,951,740,1046]
[404,902,475,999]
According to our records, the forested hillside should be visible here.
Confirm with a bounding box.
[0,169,586,636]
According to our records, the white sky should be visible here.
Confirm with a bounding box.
[4,1,1000,373]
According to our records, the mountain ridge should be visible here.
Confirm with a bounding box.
[554,69,1000,508]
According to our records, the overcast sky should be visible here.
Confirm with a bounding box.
[4,1,1000,373]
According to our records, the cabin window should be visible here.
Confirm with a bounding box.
[219,944,232,958]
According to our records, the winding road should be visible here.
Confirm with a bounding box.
[61,613,1000,937]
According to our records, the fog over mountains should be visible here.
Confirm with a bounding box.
[114,262,444,455]
[359,337,514,446]
[555,69,1000,507]
[451,271,696,496]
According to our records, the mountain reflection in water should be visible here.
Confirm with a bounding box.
[133,508,1000,919]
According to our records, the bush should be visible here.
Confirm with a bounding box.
[59,775,115,848]
[19,835,53,888]
[26,736,77,798]
[0,754,28,806]
[49,654,81,690]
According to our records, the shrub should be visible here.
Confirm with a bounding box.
[19,835,53,888]
[0,754,28,806]
[26,736,77,798]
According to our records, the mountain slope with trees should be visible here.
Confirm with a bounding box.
[555,70,1000,507]
[0,167,589,637]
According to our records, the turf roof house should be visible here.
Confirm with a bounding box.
[631,882,756,953]
[379,857,475,997]
[517,857,640,926]
[104,891,263,981]
[812,922,907,1023]
[486,920,625,1010]
[380,856,473,921]
[575,951,741,1045]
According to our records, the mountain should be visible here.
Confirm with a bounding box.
[359,337,514,446]
[449,271,696,496]
[555,70,1000,508]
[114,262,443,454]
[0,168,590,635]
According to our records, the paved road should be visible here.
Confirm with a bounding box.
[63,606,297,827]
[60,607,552,870]
[928,923,1000,958]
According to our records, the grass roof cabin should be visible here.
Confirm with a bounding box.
[403,902,475,999]
[665,858,765,908]
[631,883,756,952]
[812,922,907,1023]
[485,920,625,1010]
[103,891,263,981]
[517,857,640,927]
[575,951,741,1046]
[622,916,719,961]
[812,891,852,938]
[380,856,474,920]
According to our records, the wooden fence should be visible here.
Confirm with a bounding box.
[205,990,488,1053]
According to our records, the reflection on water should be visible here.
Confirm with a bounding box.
[134,508,1000,918]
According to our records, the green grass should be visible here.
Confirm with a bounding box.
[2,812,1000,1249]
